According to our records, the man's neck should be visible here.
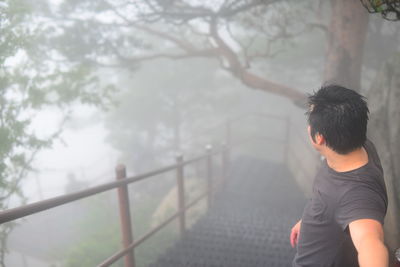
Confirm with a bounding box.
[325,147,369,172]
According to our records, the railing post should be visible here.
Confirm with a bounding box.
[116,164,135,267]
[175,154,186,236]
[206,145,213,210]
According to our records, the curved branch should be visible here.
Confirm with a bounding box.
[59,1,307,105]
[121,49,220,63]
[209,19,306,104]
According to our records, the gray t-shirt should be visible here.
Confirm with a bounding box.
[292,139,388,267]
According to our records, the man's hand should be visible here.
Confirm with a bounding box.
[349,219,388,267]
[290,219,302,248]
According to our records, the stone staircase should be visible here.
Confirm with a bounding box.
[150,156,307,267]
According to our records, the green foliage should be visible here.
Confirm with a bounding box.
[0,0,117,264]
[62,196,122,267]
[62,188,180,267]
[0,0,115,208]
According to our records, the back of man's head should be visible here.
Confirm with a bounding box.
[307,84,369,155]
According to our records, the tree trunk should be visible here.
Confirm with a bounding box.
[366,54,400,252]
[324,0,400,252]
[323,0,369,91]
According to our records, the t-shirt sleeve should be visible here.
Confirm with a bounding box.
[335,186,387,231]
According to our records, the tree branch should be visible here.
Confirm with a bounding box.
[209,18,306,104]
[120,49,220,63]
[54,1,307,105]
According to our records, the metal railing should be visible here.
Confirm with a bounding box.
[0,112,292,267]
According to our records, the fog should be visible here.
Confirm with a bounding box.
[21,105,118,202]
[1,0,399,266]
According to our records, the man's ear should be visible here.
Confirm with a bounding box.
[315,133,325,145]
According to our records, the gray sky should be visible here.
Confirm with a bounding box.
[15,105,118,206]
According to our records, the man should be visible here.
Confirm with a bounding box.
[291,85,389,267]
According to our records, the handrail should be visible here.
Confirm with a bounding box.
[98,190,209,267]
[0,147,227,224]
[0,112,294,267]
[98,135,288,267]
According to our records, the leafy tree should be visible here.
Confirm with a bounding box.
[62,195,122,267]
[0,0,115,264]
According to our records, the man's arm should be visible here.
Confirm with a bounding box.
[349,219,388,267]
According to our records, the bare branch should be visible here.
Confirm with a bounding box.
[209,18,305,103]
[51,0,306,104]
[131,24,198,52]
[120,49,220,63]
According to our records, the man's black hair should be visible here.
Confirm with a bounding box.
[307,84,369,155]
